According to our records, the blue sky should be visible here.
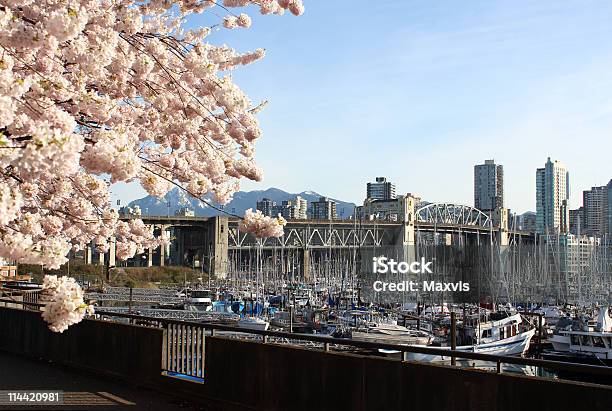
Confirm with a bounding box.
[111,0,612,213]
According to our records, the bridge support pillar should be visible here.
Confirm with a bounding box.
[159,243,165,267]
[97,245,105,266]
[147,247,153,267]
[206,217,228,279]
[493,207,509,246]
[176,228,185,266]
[159,225,166,267]
[401,194,417,263]
[84,244,92,265]
[108,237,116,267]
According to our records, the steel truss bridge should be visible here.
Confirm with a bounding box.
[225,203,532,250]
[115,203,534,270]
[228,220,400,250]
[416,203,492,228]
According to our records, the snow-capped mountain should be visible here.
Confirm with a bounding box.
[126,187,357,219]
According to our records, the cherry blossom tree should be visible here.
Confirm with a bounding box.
[0,0,304,274]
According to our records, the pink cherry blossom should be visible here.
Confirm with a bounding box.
[240,208,286,238]
[223,15,239,29]
[40,275,94,333]
[288,0,306,16]
[0,0,301,270]
[237,13,252,28]
[260,0,281,15]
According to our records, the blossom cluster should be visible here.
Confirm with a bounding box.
[239,208,286,238]
[40,275,94,333]
[223,0,305,19]
[0,0,301,267]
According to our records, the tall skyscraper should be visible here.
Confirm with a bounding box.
[536,158,570,234]
[474,159,504,211]
[366,177,396,200]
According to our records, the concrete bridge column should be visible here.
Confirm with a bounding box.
[493,207,509,247]
[108,237,116,267]
[401,194,417,263]
[147,247,153,267]
[212,217,228,279]
[159,225,167,267]
[84,244,92,265]
[97,245,105,266]
[176,228,185,266]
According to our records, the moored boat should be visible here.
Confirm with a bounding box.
[542,307,612,366]
[406,312,535,362]
[237,316,270,331]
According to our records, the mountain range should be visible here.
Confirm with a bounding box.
[126,187,357,219]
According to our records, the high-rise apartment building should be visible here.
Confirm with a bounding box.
[519,212,537,232]
[366,177,396,201]
[256,198,276,217]
[607,180,612,238]
[310,197,337,220]
[569,207,583,236]
[275,196,308,220]
[536,158,570,234]
[583,185,607,237]
[474,160,504,211]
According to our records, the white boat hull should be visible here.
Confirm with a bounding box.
[237,318,270,331]
[549,334,571,352]
[406,328,536,363]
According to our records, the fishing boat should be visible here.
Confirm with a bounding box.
[405,312,535,362]
[543,307,612,366]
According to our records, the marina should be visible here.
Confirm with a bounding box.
[71,277,612,384]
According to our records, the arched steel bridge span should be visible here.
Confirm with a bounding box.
[121,202,534,251]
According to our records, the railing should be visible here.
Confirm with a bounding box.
[22,290,41,310]
[84,292,184,304]
[2,298,611,382]
[0,290,41,311]
[164,322,206,379]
